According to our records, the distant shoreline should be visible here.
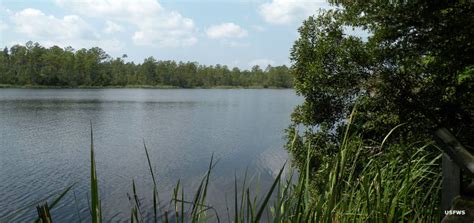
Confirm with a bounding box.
[0,84,292,90]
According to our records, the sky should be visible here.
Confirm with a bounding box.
[0,0,332,69]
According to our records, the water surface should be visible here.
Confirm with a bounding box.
[0,89,302,222]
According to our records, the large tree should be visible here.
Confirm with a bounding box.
[286,1,473,174]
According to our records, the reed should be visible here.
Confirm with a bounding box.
[100,124,440,222]
[90,122,101,223]
[1,124,441,222]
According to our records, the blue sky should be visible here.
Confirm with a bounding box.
[0,0,331,69]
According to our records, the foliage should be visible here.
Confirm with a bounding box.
[0,42,293,88]
[277,129,441,222]
[286,1,473,183]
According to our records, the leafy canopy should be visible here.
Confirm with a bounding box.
[286,1,473,175]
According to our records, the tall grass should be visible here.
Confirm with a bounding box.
[89,122,101,223]
[272,138,441,222]
[1,124,441,222]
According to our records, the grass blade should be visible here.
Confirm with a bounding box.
[143,140,160,223]
[90,122,101,223]
[254,162,286,222]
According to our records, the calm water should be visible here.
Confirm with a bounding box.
[0,89,302,222]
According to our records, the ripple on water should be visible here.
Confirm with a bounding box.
[0,89,303,221]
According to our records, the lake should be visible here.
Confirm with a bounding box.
[0,89,302,222]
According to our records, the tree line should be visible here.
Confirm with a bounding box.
[0,41,293,88]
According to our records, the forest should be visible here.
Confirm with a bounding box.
[1,0,473,222]
[0,42,293,88]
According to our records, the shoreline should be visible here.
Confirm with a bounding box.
[0,84,292,90]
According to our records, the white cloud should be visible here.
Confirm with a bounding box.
[104,20,124,34]
[56,0,198,48]
[11,8,98,40]
[206,23,248,39]
[259,0,330,24]
[248,58,275,68]
[9,8,123,53]
[93,39,125,53]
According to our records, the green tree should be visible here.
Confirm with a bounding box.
[9,45,29,84]
[0,42,295,89]
[139,57,158,85]
[0,47,11,84]
[267,65,292,88]
[87,47,111,86]
[286,1,473,181]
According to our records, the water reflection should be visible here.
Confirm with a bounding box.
[0,89,302,222]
